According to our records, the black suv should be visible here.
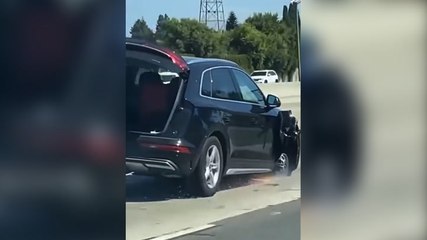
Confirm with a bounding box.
[126,39,300,196]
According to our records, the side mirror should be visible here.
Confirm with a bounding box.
[266,94,281,108]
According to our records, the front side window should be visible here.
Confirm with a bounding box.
[232,69,265,105]
[268,71,277,76]
[210,68,240,101]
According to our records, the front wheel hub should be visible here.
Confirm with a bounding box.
[277,153,289,172]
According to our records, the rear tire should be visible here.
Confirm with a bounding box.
[264,80,268,84]
[188,136,223,197]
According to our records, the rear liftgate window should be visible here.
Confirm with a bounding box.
[126,56,182,133]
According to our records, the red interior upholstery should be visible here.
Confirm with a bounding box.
[139,72,169,115]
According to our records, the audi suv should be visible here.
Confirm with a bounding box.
[126,39,300,196]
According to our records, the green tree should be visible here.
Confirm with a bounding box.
[229,23,267,70]
[133,4,301,81]
[156,14,170,32]
[245,13,283,35]
[155,14,170,42]
[282,2,301,81]
[263,31,290,81]
[226,11,238,31]
[130,17,154,42]
[157,18,185,52]
[158,18,217,57]
[282,5,289,22]
[286,2,299,26]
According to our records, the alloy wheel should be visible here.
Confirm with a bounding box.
[204,145,221,189]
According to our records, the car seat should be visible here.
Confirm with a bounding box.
[138,72,170,131]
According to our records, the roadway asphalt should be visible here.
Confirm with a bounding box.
[126,82,300,240]
[126,170,300,240]
[173,200,300,240]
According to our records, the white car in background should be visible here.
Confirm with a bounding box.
[250,70,279,83]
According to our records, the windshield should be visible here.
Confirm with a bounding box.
[251,71,267,76]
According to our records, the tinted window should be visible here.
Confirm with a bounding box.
[268,71,277,76]
[251,71,267,77]
[201,70,212,97]
[211,68,240,100]
[232,69,265,105]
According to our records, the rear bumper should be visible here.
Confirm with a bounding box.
[126,157,185,177]
[126,135,198,177]
[127,157,178,171]
[126,152,195,177]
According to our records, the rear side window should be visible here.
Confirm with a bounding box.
[211,68,240,101]
[201,70,212,97]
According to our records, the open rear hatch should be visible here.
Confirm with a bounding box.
[126,40,189,135]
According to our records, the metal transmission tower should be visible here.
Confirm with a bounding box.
[199,0,225,31]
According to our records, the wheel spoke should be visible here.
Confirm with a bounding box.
[205,166,210,179]
[211,163,218,170]
[209,171,214,184]
[207,172,214,186]
[205,145,221,188]
[212,147,218,160]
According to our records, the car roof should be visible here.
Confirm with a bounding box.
[252,70,275,72]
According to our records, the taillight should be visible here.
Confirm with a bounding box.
[140,143,191,154]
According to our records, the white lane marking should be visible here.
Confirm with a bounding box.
[147,224,216,240]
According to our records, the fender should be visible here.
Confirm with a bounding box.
[207,124,230,161]
[191,123,229,170]
[277,110,301,171]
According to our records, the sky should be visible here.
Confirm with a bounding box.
[126,0,294,36]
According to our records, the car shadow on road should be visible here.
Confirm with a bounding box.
[126,173,275,202]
